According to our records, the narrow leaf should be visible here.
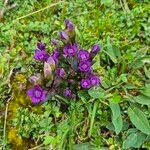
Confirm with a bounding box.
[105,36,117,63]
[88,101,98,136]
[109,102,123,134]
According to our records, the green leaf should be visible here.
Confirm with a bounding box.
[109,102,123,134]
[141,88,150,98]
[106,122,115,131]
[144,68,150,79]
[132,132,147,148]
[75,27,84,43]
[78,90,91,102]
[43,135,54,145]
[73,142,92,150]
[89,102,98,136]
[101,0,113,6]
[109,93,121,103]
[130,56,150,69]
[105,36,117,63]
[88,87,105,99]
[123,133,138,149]
[128,107,150,135]
[134,95,150,105]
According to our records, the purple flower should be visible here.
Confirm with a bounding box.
[63,43,78,57]
[90,75,100,86]
[80,78,91,89]
[51,39,59,46]
[78,50,90,61]
[78,61,92,72]
[34,49,50,62]
[37,42,46,50]
[27,85,47,104]
[91,44,101,55]
[60,31,68,40]
[65,19,75,30]
[56,68,66,78]
[51,49,60,63]
[63,88,72,97]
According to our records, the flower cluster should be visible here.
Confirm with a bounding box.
[27,19,101,104]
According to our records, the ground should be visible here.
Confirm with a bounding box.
[0,0,150,150]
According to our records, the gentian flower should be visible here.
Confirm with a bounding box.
[27,85,47,104]
[56,68,66,78]
[60,31,68,40]
[63,43,78,57]
[78,61,92,72]
[78,50,90,61]
[51,39,59,46]
[91,44,101,55]
[34,49,50,62]
[90,75,100,86]
[51,49,60,63]
[37,42,46,50]
[80,78,91,89]
[63,88,72,97]
[65,19,75,30]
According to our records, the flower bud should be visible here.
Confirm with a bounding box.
[56,68,66,78]
[44,57,55,79]
[37,42,46,50]
[64,19,75,31]
[59,31,68,41]
[90,44,101,55]
[29,74,41,85]
[63,88,72,97]
[51,39,59,46]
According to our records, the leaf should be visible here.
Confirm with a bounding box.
[123,129,147,148]
[109,102,123,134]
[144,67,150,79]
[88,87,105,99]
[128,107,150,135]
[109,93,121,103]
[134,95,150,105]
[73,142,92,150]
[89,102,98,136]
[132,132,147,148]
[130,56,150,69]
[78,90,91,102]
[105,36,117,63]
[141,88,150,98]
[101,0,113,6]
[75,27,84,43]
[113,45,121,57]
[122,121,129,131]
[43,135,53,145]
[123,132,138,149]
[106,122,115,131]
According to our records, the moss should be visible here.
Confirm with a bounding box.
[6,73,43,148]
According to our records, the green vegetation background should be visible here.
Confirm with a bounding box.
[0,0,150,149]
